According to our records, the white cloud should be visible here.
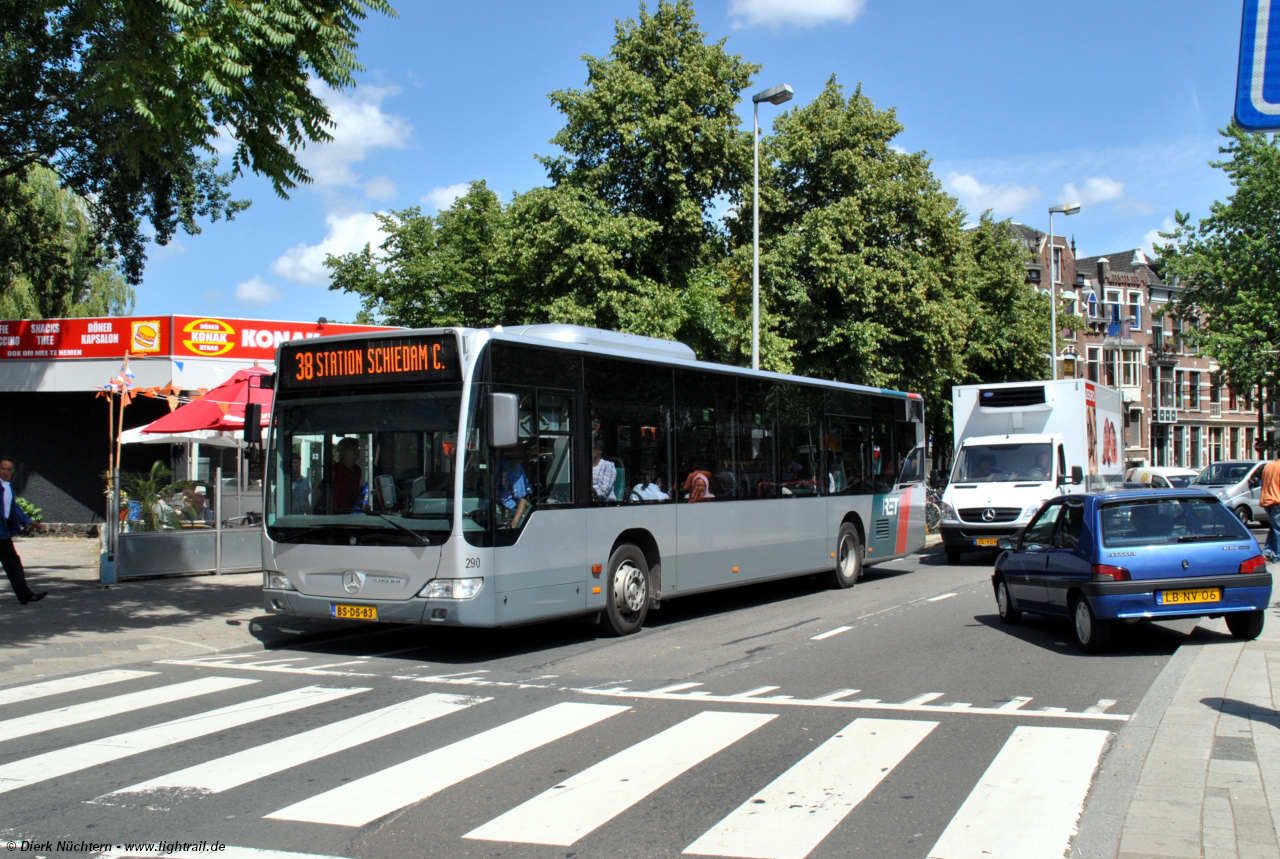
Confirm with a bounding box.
[295,81,412,191]
[1142,216,1179,257]
[235,277,282,306]
[1060,176,1125,207]
[729,0,866,27]
[422,183,470,212]
[363,175,398,201]
[271,212,386,286]
[943,172,1041,216]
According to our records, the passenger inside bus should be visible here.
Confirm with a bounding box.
[314,437,363,513]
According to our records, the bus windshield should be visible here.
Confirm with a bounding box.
[266,390,462,545]
[952,443,1052,483]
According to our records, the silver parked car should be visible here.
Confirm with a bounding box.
[1192,461,1270,525]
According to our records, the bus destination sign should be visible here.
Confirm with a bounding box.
[281,335,460,389]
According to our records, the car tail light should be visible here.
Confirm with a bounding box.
[1239,555,1267,574]
[1091,564,1131,582]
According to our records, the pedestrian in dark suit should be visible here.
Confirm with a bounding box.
[0,457,46,604]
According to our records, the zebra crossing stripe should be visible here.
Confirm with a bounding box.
[684,717,938,859]
[0,676,256,743]
[926,725,1108,859]
[267,701,630,827]
[465,710,777,846]
[0,685,364,795]
[0,669,157,707]
[114,692,488,797]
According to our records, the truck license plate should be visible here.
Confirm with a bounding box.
[973,538,999,547]
[1157,588,1221,605]
[331,604,377,620]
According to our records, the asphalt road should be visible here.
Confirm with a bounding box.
[1,543,1200,859]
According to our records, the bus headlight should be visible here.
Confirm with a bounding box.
[940,502,958,522]
[265,573,295,591]
[419,578,484,599]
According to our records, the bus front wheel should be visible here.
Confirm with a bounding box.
[828,523,863,589]
[600,544,649,636]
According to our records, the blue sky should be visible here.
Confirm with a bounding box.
[138,0,1244,323]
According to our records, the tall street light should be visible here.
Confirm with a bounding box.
[752,83,793,371]
[1047,202,1081,379]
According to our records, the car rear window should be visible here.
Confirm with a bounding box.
[1101,497,1252,547]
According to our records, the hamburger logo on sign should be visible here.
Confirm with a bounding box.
[130,320,163,353]
[181,318,235,356]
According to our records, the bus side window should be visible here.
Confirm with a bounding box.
[586,358,673,505]
[774,383,822,497]
[675,369,734,503]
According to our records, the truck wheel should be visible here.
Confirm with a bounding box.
[1072,596,1111,653]
[1235,505,1253,525]
[599,544,649,637]
[1226,609,1265,641]
[828,523,862,589]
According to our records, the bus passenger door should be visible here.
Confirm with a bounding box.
[492,389,587,624]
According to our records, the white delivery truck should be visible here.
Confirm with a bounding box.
[939,379,1124,564]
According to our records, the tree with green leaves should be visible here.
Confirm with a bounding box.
[0,0,395,286]
[0,164,134,318]
[740,77,972,396]
[1160,125,1280,401]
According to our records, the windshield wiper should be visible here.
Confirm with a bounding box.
[362,509,430,546]
[1177,534,1227,543]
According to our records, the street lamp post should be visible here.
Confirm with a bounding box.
[1047,202,1081,379]
[751,83,793,371]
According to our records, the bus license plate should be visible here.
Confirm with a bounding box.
[1157,588,1221,605]
[973,538,999,547]
[331,604,377,621]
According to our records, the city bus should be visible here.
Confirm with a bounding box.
[261,324,926,636]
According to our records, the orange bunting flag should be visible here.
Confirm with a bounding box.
[165,395,178,412]
[216,401,230,414]
[197,387,208,398]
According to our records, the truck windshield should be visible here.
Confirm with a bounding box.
[266,390,462,545]
[952,443,1052,483]
[1194,463,1254,485]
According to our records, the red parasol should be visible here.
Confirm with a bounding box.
[141,367,273,434]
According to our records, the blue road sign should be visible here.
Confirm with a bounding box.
[1238,0,1280,130]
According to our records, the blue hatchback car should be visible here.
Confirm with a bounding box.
[991,490,1272,652]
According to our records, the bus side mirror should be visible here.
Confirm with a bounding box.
[244,403,262,447]
[1071,466,1084,485]
[490,393,520,448]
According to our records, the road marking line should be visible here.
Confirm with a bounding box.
[728,687,780,699]
[112,692,486,797]
[684,718,939,859]
[927,725,1109,859]
[649,682,703,694]
[0,676,256,743]
[813,689,860,702]
[857,605,901,620]
[465,711,776,846]
[0,685,363,795]
[99,848,351,859]
[1084,699,1118,714]
[266,701,630,827]
[997,696,1033,711]
[810,626,852,640]
[927,592,958,602]
[0,669,156,707]
[901,693,945,706]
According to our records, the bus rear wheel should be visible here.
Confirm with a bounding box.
[600,544,649,636]
[828,523,862,589]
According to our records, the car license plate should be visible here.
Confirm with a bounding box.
[974,538,999,547]
[331,603,377,621]
[1157,588,1221,605]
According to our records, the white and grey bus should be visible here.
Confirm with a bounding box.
[261,325,926,635]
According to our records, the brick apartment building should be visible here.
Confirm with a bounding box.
[1007,223,1272,468]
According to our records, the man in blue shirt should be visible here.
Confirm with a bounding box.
[496,455,531,529]
[0,457,47,604]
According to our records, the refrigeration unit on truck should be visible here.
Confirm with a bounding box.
[939,379,1124,564]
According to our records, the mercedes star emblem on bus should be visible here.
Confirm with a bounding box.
[982,508,996,522]
[343,570,366,594]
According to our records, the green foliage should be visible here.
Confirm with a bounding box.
[1160,125,1280,396]
[0,165,135,318]
[0,0,396,283]
[122,461,192,532]
[15,496,42,524]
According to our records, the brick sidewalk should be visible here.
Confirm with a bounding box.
[0,535,365,685]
